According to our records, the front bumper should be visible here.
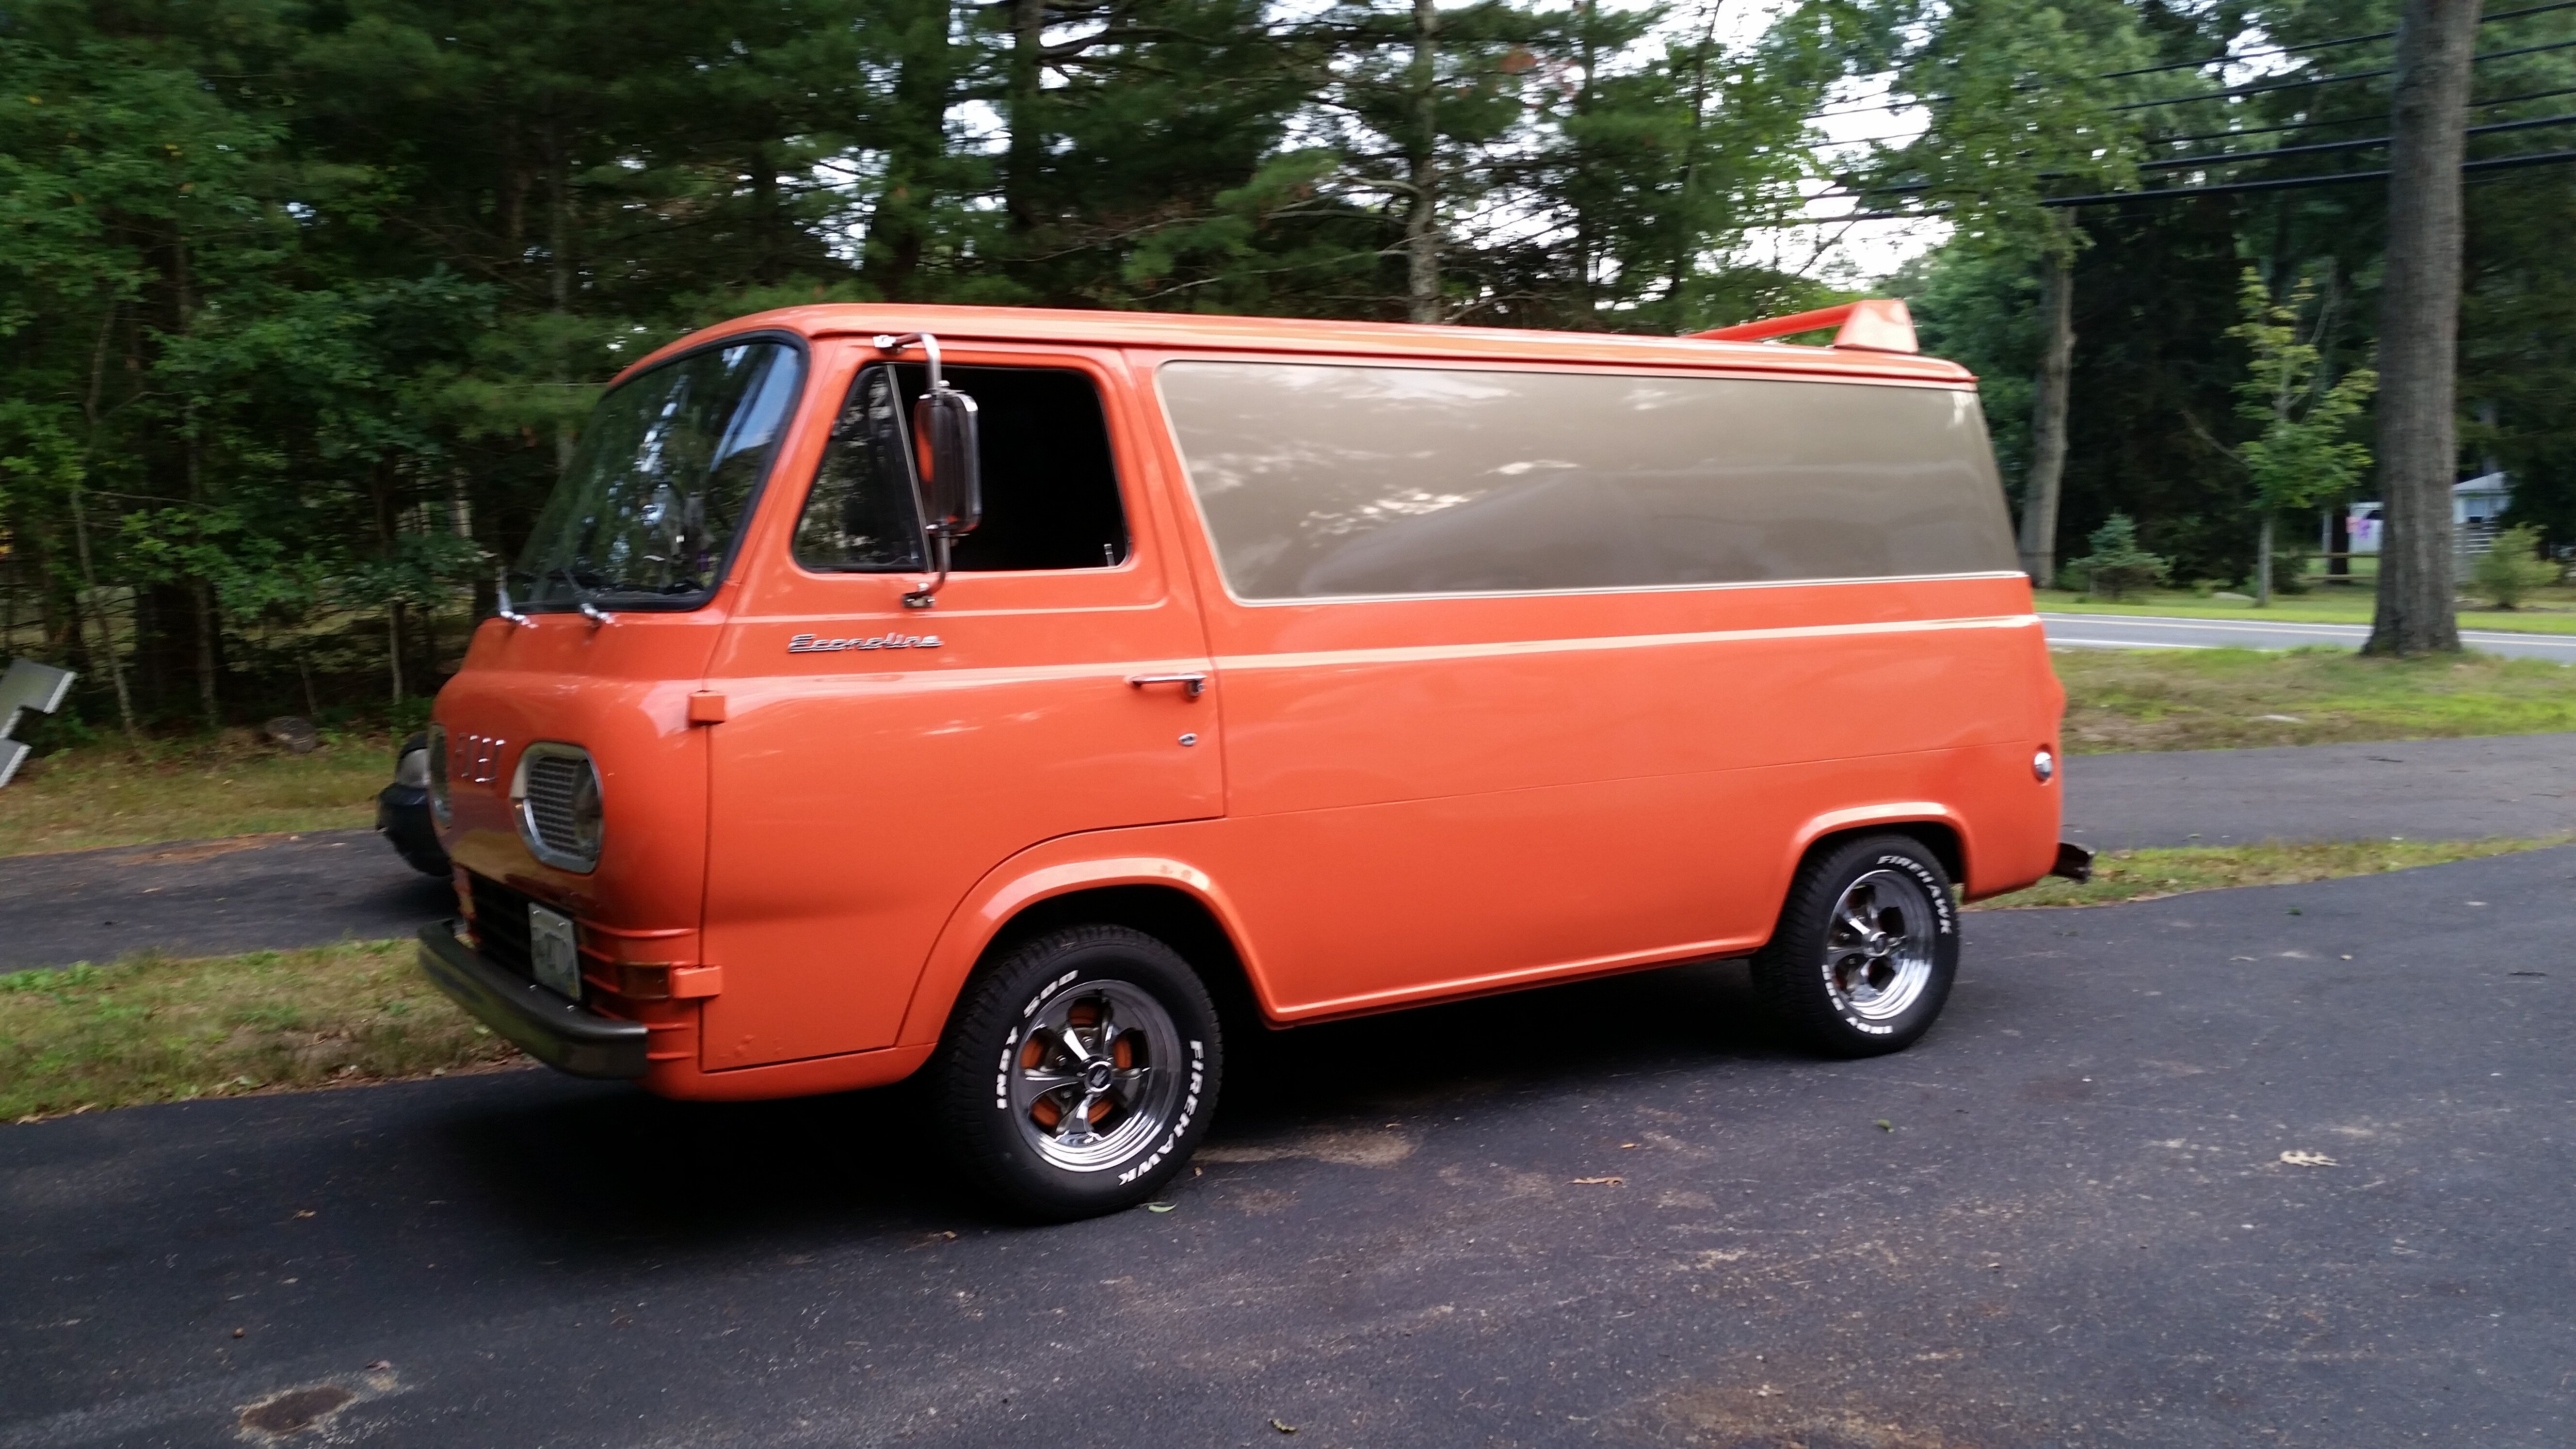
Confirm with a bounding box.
[417,920,648,1079]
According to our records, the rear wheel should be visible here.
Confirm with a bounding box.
[931,924,1221,1220]
[1750,834,1959,1057]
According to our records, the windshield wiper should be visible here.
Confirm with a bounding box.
[544,567,616,628]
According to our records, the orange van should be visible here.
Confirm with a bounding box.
[419,299,2087,1218]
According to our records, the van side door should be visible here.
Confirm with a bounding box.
[694,342,1222,1070]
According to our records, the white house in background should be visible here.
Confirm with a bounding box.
[2344,472,2512,555]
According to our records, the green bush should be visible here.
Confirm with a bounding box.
[2063,514,2172,601]
[2469,524,2558,609]
[2268,542,2313,596]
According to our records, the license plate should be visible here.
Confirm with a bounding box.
[528,904,582,1000]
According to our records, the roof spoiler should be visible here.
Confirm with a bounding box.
[1691,298,1917,354]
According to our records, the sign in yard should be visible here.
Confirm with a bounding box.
[0,659,77,788]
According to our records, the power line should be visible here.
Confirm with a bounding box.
[1825,111,2576,200]
[2139,109,2576,171]
[2040,145,2576,204]
[2146,84,2576,148]
[1817,83,2576,153]
[1784,146,2576,222]
[2110,36,2576,113]
[1800,2,2576,124]
[2095,0,2576,82]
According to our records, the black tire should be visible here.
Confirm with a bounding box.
[931,924,1223,1221]
[1750,833,1959,1058]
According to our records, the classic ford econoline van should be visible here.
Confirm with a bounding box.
[419,300,2085,1218]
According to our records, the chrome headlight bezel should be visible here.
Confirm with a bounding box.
[426,723,452,825]
[511,742,604,874]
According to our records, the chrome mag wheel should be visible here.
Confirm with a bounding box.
[1008,980,1186,1173]
[1820,869,1938,1023]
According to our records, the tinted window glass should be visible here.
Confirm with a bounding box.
[1158,361,2018,601]
[516,339,803,610]
[795,364,1127,573]
[794,367,927,571]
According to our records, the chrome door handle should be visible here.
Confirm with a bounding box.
[1127,673,1208,698]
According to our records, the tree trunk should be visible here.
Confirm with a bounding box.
[2017,245,2077,586]
[388,599,406,706]
[192,581,220,730]
[66,483,139,741]
[2256,513,2275,606]
[74,302,138,741]
[2365,0,2480,656]
[1004,0,1046,235]
[862,0,952,301]
[546,122,577,477]
[1403,0,1442,324]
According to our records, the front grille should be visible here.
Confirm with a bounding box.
[468,873,537,981]
[522,752,591,860]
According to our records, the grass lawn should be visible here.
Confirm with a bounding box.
[0,738,395,857]
[0,938,521,1122]
[1973,836,2566,910]
[2037,583,2576,634]
[2053,645,2576,752]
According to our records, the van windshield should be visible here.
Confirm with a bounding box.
[513,339,805,611]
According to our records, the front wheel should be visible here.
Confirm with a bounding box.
[930,925,1222,1220]
[1750,834,1960,1058]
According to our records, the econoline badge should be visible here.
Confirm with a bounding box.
[789,633,942,654]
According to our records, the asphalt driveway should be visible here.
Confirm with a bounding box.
[3,846,2568,1448]
[8,732,2576,971]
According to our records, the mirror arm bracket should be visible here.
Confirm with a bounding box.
[878,331,970,611]
[873,332,947,392]
[902,533,950,610]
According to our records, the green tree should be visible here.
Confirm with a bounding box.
[2060,511,2170,600]
[1857,0,2155,584]
[2467,523,2557,608]
[2227,268,2377,606]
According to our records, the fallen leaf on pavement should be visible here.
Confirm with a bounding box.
[1145,1202,1176,1213]
[1270,1419,1298,1433]
[1571,1176,1624,1186]
[2279,1150,2338,1167]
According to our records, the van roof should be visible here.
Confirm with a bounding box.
[618,304,1978,388]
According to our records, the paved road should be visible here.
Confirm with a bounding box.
[3,848,2569,1448]
[2064,730,2576,850]
[0,831,451,972]
[2041,611,2576,660]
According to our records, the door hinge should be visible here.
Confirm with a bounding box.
[688,692,728,725]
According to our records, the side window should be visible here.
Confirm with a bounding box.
[794,366,927,572]
[1158,360,2018,601]
[795,362,1128,574]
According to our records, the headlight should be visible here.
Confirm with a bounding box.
[513,743,603,873]
[426,724,451,825]
[395,744,431,789]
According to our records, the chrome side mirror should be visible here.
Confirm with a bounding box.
[877,331,982,609]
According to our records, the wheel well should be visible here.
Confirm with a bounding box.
[983,885,1270,1034]
[1806,820,1965,886]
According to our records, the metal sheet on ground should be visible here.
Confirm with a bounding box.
[2,847,2569,1447]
